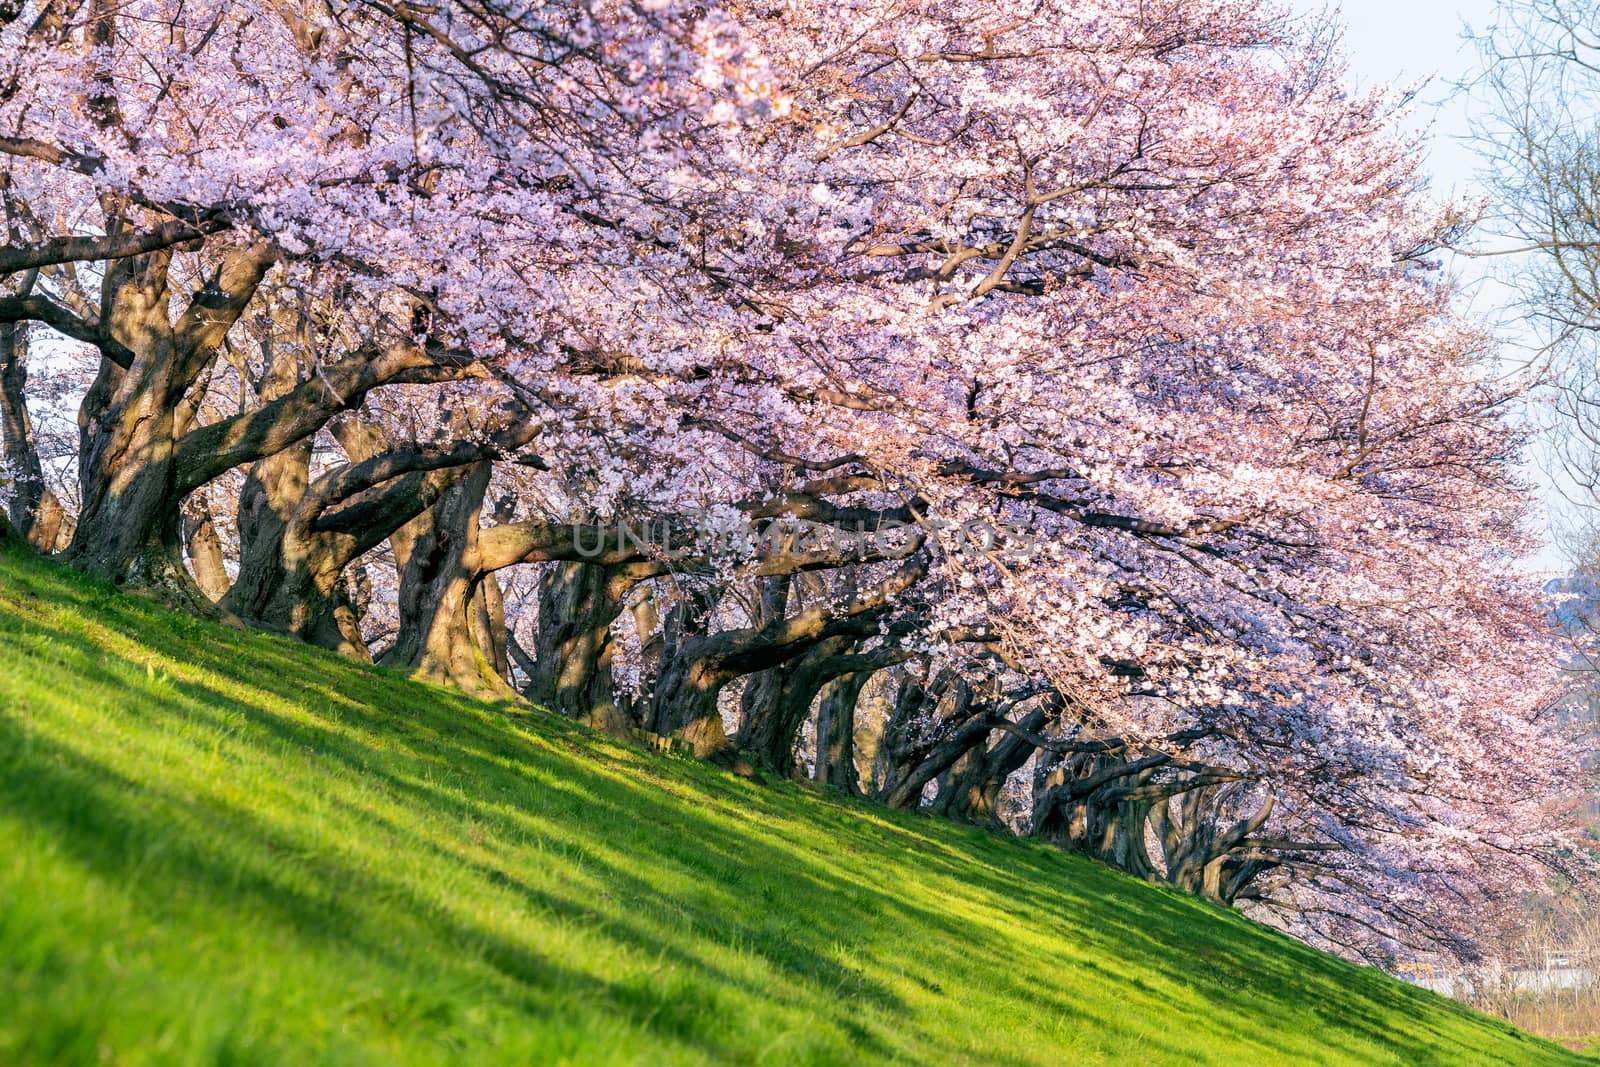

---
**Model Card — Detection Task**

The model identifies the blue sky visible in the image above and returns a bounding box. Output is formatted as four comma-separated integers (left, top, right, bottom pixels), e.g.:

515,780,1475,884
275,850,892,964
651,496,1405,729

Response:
1302,0,1510,296
1297,1,1572,566
1308,0,1497,190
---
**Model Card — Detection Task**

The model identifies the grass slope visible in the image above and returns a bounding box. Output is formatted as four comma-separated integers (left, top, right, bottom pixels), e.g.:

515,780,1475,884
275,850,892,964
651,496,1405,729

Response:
0,547,1582,1066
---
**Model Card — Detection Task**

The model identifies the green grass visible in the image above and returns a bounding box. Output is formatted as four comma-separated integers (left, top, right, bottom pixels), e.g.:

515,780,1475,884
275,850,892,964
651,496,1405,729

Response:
0,546,1584,1066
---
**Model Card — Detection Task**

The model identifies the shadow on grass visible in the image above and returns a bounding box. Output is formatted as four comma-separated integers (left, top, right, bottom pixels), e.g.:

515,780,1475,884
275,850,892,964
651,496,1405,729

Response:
0,548,1582,1066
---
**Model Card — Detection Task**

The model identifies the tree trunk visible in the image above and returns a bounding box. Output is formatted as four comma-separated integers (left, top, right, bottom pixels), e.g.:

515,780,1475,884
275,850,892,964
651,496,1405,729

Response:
925,704,1048,828
647,646,731,758
650,556,926,761
645,584,729,756
74,370,198,602
1152,785,1275,905
873,672,1000,809
881,710,995,809
730,575,825,773
527,560,633,734
381,461,515,699
220,439,367,650
734,634,854,775
733,576,793,738
68,253,194,594
70,243,274,602
216,346,365,651
474,570,510,680
0,310,65,551
813,669,869,795
182,498,232,602
223,406,520,658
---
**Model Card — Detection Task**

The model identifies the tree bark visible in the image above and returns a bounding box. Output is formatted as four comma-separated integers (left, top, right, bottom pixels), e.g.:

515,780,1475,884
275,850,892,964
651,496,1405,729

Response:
644,582,727,755
182,497,231,601
650,555,927,759
66,241,274,588
0,304,65,550
1153,785,1276,905
225,448,471,654
925,703,1051,828
69,251,188,589
223,437,335,637
1032,752,1161,879
733,633,856,775
732,575,795,754
380,461,515,698
880,698,998,809
474,570,510,680
872,670,999,809
526,560,634,734
813,669,870,795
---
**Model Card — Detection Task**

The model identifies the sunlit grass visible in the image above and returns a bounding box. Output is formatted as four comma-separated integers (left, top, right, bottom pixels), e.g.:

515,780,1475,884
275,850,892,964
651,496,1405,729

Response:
0,546,1585,1064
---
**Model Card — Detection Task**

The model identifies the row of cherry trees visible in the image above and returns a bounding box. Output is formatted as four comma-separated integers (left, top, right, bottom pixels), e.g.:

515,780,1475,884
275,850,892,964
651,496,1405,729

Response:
0,0,1590,963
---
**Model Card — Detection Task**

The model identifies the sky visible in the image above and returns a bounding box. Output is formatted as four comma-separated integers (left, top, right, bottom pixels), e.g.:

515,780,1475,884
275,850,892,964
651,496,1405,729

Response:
1306,0,1500,194
1296,0,1574,569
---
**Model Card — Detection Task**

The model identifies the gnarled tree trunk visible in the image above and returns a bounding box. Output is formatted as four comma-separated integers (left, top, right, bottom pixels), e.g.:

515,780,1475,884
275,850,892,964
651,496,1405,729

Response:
1153,785,1277,905
0,305,65,551
181,498,231,602
651,554,927,759
925,703,1051,829
813,669,870,795
381,461,515,699
733,633,857,775
70,252,192,591
70,243,274,602
221,437,358,647
645,582,728,755
879,696,998,810
1032,752,1161,880
526,560,633,733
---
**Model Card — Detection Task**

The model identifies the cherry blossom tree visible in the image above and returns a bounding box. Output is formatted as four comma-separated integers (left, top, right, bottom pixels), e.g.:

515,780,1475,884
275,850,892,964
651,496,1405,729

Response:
0,0,775,595
0,0,1588,963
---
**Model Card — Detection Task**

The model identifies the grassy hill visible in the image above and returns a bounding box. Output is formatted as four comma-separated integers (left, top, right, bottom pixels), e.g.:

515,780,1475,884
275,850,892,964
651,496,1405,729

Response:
0,546,1584,1066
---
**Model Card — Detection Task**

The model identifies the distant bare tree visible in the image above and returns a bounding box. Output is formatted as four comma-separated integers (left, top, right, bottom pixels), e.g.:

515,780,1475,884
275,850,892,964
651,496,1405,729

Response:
1481,0,1600,557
